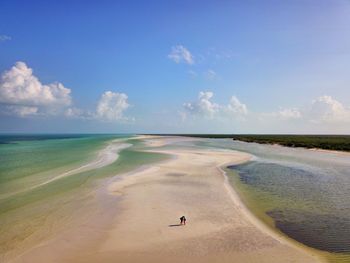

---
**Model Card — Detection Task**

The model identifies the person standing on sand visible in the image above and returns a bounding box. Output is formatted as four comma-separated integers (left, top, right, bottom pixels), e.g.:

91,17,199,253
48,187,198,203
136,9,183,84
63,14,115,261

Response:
180,216,186,225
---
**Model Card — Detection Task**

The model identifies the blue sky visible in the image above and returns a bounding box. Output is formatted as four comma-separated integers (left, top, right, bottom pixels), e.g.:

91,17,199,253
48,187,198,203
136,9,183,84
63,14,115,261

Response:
1,0,350,133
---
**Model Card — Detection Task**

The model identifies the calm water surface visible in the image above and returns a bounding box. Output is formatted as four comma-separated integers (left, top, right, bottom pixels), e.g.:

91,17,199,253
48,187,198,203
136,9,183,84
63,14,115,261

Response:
198,139,350,262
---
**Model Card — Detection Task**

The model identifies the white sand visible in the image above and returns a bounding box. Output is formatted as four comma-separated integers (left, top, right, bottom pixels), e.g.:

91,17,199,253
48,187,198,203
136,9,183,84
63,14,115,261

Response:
11,136,324,263
40,142,131,184
76,136,323,263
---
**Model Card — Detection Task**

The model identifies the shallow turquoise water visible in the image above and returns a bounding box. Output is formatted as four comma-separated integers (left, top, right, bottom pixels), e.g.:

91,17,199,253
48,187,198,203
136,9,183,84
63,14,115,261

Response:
0,134,168,260
0,134,118,197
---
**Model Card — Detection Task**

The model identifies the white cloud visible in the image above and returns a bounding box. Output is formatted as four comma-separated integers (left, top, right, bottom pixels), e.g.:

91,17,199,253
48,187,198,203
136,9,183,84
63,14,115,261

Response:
0,35,11,42
260,95,350,125
184,91,219,118
183,91,248,120
64,107,94,119
0,62,133,122
309,95,350,123
278,108,301,120
168,45,194,64
263,108,302,120
0,62,71,117
181,92,350,133
4,105,38,117
65,91,131,122
227,96,248,116
204,69,217,80
96,91,130,121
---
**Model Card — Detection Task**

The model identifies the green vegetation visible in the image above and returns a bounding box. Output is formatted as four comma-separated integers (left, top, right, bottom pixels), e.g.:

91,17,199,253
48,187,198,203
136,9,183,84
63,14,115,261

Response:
229,135,350,152
147,134,350,152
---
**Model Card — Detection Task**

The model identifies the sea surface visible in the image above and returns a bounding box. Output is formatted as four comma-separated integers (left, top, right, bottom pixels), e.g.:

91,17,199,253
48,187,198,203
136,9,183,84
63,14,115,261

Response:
0,134,167,261
198,139,350,263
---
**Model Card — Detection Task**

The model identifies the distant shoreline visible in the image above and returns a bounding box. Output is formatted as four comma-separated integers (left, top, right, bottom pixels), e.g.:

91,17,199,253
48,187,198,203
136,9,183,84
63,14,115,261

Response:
143,134,350,153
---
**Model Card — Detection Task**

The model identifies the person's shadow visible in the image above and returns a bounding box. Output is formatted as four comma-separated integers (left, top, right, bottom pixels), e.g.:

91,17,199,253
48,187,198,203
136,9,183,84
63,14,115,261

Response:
168,224,182,227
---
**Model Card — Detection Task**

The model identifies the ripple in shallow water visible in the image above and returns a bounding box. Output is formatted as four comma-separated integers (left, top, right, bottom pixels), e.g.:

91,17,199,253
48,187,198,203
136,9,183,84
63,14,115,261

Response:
228,161,350,254
267,209,350,253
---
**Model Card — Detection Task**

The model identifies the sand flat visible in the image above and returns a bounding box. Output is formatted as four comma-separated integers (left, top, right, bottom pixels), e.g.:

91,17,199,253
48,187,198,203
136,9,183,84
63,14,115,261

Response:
11,136,323,263
76,136,322,263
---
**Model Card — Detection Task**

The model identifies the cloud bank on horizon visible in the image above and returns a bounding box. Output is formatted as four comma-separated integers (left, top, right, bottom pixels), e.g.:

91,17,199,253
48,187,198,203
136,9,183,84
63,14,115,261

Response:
182,90,350,126
1,60,349,133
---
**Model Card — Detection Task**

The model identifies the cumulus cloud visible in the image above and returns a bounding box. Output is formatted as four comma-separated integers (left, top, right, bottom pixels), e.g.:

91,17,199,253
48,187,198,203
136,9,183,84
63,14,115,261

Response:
183,91,248,120
184,91,219,118
65,91,131,122
0,35,11,42
0,62,71,116
168,45,194,64
181,92,350,132
96,91,130,121
0,62,133,122
227,96,248,116
261,95,350,125
309,95,350,123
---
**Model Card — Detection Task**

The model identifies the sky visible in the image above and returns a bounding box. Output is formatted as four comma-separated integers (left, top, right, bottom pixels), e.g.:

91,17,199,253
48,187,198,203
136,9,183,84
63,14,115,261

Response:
1,0,350,134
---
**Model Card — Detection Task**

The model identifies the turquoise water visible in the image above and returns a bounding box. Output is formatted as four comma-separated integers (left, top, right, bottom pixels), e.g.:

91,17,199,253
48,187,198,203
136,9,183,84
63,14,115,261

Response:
0,134,167,261
0,135,115,198
197,139,350,262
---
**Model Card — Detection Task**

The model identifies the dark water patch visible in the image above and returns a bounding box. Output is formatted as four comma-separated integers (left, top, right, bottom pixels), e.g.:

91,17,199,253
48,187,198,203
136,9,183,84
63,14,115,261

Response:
228,160,350,255
228,161,327,205
267,209,350,253
201,139,350,261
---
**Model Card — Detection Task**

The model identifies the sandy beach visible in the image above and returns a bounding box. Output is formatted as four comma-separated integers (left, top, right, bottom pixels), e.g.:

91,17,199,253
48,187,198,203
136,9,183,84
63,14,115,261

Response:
10,136,324,263
75,136,322,263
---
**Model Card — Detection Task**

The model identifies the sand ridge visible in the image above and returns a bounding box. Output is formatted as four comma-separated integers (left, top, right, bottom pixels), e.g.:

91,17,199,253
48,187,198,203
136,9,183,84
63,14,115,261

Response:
77,136,322,263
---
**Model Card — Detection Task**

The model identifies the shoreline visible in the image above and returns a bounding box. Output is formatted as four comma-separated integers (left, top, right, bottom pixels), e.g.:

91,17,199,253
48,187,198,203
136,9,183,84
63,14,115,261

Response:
141,134,350,154
146,136,326,262
219,164,326,263
232,139,350,156
9,135,325,263
88,136,321,262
